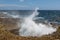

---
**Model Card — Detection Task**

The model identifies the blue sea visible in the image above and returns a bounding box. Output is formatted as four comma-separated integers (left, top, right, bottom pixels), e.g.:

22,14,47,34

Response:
38,10,60,23
0,10,60,24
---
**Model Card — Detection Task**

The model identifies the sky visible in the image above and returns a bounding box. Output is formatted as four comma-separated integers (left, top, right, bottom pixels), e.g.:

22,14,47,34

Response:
0,0,60,10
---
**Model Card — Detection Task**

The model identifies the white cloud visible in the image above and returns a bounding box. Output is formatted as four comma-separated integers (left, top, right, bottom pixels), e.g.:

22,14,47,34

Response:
19,0,24,2
0,4,27,7
0,4,29,10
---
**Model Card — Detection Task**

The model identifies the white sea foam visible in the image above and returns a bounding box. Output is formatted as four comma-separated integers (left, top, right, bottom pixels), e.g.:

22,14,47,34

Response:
18,8,57,37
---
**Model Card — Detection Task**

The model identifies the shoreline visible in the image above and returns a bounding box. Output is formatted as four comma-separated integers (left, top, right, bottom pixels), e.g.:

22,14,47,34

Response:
0,18,60,40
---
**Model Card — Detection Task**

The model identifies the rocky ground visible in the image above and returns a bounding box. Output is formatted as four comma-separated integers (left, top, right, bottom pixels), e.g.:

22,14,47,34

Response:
0,18,60,40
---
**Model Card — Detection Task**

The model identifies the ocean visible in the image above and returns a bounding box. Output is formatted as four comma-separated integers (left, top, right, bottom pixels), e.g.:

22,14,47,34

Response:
38,10,60,24
0,10,60,24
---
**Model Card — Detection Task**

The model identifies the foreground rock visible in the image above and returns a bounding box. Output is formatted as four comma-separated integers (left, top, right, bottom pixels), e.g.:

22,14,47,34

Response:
0,18,60,40
0,23,60,40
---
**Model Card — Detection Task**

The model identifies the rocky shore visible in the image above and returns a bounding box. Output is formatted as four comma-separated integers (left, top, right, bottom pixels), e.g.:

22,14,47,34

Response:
0,18,60,40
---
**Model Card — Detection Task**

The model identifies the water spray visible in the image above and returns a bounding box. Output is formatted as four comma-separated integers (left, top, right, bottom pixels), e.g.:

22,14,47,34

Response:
19,8,57,37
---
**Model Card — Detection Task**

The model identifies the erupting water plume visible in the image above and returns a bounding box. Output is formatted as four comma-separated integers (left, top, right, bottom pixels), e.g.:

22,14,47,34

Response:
18,8,57,37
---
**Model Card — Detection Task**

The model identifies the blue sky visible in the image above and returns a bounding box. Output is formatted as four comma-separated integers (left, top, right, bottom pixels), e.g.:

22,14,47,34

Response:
0,0,60,10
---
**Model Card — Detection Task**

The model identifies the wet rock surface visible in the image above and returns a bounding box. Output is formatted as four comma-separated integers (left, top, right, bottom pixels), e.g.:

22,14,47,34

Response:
0,18,60,40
